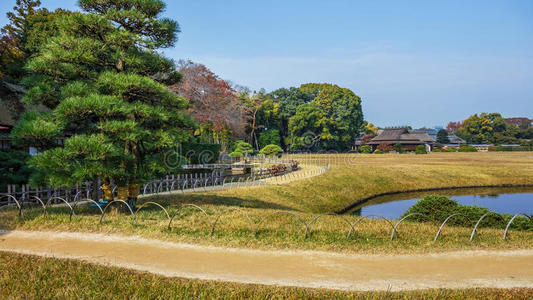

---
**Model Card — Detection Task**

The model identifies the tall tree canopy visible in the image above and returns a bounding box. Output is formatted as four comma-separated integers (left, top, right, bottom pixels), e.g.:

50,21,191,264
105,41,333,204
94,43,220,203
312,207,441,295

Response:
436,129,450,144
170,60,246,149
257,87,314,149
12,0,195,202
253,83,364,152
454,112,521,144
274,84,363,151
0,0,42,79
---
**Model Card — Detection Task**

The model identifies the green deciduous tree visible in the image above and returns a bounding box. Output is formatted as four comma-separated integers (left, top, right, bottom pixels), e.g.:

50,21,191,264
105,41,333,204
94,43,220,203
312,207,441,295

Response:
288,102,330,151
258,129,281,149
12,0,195,205
456,113,506,144
288,83,364,151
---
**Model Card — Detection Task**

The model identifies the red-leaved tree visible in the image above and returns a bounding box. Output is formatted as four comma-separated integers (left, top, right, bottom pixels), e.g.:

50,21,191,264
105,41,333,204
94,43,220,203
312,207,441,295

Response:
170,60,247,145
359,133,375,145
446,121,464,133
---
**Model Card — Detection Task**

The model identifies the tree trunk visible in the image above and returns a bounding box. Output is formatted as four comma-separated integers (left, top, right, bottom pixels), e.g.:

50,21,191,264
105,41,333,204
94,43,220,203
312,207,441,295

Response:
101,179,117,213
127,184,139,210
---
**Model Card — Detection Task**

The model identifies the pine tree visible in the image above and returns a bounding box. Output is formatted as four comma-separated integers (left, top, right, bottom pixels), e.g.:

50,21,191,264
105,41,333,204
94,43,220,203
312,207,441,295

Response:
12,0,195,205
436,129,450,144
0,0,42,79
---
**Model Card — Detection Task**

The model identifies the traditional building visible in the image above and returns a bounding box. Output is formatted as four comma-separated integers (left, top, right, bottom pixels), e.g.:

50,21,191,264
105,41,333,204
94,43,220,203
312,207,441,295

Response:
366,127,434,152
504,117,532,129
0,80,50,153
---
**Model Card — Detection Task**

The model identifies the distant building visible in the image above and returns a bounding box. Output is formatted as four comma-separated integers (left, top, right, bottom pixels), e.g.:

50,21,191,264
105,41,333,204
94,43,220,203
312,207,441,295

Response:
0,125,11,149
414,128,466,145
414,128,438,141
447,133,466,144
367,127,434,152
470,144,492,152
504,117,532,128
0,80,51,154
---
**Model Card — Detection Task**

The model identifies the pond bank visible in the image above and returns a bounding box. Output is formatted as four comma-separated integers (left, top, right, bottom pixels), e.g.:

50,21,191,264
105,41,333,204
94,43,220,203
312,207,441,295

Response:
336,184,533,214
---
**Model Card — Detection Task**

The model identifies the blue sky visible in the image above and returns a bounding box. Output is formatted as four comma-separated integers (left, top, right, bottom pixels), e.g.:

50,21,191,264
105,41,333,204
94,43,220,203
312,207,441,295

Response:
1,0,532,128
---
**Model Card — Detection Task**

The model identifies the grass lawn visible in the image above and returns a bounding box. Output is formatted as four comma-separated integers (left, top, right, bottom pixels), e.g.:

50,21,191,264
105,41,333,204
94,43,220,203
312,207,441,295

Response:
0,152,532,254
205,152,533,213
1,152,532,298
1,251,532,299
1,200,531,254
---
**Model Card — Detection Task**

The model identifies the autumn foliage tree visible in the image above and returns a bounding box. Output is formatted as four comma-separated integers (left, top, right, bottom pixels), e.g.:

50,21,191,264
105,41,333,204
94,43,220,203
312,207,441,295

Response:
446,121,464,133
171,60,246,149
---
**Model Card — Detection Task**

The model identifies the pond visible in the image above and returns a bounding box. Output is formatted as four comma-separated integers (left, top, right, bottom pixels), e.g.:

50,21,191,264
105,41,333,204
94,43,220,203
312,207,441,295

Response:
348,186,533,220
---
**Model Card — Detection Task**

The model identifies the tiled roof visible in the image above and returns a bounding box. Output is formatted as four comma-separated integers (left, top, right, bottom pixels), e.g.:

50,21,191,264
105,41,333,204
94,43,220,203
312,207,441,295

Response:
368,127,435,145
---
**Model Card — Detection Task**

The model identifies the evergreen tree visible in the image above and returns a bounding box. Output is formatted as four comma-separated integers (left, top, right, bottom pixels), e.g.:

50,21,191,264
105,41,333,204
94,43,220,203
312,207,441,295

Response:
0,0,42,79
12,0,195,205
436,129,450,144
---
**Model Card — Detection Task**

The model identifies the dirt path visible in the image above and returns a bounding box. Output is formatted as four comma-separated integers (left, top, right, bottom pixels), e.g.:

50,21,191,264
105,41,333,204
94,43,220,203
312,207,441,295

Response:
139,164,326,197
1,230,532,291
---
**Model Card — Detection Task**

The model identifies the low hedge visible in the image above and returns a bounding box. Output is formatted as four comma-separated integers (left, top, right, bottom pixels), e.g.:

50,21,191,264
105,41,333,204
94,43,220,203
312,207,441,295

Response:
458,145,478,152
402,195,532,231
493,146,533,152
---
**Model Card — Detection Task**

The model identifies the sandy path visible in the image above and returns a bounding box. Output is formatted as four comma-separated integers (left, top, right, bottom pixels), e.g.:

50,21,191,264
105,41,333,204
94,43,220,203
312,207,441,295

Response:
1,230,532,291
140,164,326,197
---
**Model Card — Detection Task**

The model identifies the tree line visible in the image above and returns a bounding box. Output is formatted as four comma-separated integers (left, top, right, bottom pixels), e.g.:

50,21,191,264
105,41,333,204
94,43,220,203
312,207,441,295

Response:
447,113,532,145
0,0,366,197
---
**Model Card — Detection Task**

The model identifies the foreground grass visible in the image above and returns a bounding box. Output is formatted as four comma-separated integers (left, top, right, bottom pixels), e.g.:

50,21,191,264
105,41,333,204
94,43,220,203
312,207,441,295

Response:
0,153,531,254
197,152,533,212
1,251,531,299
1,202,531,254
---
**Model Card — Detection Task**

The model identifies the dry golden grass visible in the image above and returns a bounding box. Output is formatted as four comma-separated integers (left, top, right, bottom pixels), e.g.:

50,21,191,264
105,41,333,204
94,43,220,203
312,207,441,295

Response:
2,251,532,299
0,152,531,254
199,152,533,213
2,202,531,255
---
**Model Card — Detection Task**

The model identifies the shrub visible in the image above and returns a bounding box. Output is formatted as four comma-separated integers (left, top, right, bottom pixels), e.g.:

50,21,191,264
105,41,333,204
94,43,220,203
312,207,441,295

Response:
488,145,497,152
373,149,384,154
415,145,427,154
393,143,402,153
432,147,442,152
446,146,457,152
259,144,283,157
228,151,243,158
402,195,533,230
377,142,393,152
360,145,372,153
232,140,254,155
458,144,478,152
494,145,533,152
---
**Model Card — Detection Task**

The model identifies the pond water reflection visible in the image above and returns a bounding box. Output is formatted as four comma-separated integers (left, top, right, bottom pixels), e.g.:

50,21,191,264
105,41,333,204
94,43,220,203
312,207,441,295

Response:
349,187,533,219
